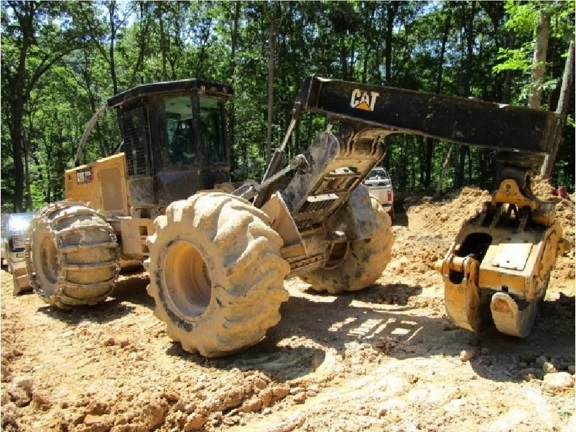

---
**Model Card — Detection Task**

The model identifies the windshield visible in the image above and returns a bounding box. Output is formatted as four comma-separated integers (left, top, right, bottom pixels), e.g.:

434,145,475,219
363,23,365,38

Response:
164,95,227,165
7,213,35,232
200,97,227,164
165,96,195,165
367,168,389,180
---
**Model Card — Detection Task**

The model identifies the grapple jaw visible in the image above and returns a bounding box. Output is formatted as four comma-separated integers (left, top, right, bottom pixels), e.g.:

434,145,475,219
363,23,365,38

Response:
436,172,565,338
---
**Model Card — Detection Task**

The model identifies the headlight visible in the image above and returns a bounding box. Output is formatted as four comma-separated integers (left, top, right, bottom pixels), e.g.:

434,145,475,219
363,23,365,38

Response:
12,235,25,250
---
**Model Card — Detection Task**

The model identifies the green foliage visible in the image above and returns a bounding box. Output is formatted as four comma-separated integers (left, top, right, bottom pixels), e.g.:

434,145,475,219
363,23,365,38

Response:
493,43,533,73
492,0,574,106
1,0,574,213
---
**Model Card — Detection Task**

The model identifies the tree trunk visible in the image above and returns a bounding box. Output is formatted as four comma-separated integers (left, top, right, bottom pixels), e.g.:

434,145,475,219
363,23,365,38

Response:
9,3,36,212
384,3,396,84
361,4,376,83
129,2,152,87
455,1,475,188
228,2,241,180
541,40,574,177
381,3,397,170
436,145,453,196
266,1,278,164
528,10,550,110
23,132,32,210
158,3,167,82
424,9,451,189
108,1,119,94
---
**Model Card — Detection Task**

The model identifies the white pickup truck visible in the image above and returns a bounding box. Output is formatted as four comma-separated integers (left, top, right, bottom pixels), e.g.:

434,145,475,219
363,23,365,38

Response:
363,167,394,220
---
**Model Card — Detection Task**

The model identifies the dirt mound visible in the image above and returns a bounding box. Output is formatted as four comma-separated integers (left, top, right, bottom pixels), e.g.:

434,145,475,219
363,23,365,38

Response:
530,175,575,285
404,187,492,237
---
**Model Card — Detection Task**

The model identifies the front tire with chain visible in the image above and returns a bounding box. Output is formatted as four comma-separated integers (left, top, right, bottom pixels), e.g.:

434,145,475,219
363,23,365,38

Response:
301,196,394,294
26,202,120,308
146,192,290,358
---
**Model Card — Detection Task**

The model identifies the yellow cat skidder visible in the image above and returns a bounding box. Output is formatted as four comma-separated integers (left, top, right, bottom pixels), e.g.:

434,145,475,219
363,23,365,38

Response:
23,76,565,356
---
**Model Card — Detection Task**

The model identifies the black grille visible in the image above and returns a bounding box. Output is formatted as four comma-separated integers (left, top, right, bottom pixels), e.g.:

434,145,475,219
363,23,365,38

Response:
121,107,149,176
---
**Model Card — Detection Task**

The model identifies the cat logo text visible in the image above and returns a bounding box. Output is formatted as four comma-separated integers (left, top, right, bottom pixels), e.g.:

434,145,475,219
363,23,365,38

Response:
350,89,380,111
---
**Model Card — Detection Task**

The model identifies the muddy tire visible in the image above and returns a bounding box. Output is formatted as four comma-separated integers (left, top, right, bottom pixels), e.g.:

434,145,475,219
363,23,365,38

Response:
26,202,120,308
301,196,394,294
146,192,290,357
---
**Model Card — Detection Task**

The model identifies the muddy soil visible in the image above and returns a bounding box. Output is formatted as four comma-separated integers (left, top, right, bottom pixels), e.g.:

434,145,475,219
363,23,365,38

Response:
2,187,574,432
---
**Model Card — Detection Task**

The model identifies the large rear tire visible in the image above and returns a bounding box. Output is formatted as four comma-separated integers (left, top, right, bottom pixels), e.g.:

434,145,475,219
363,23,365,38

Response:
26,202,119,308
301,196,394,294
146,192,290,357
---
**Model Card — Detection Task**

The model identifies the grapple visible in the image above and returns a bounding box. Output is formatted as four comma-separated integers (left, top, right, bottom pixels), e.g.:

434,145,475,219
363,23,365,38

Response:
436,168,565,337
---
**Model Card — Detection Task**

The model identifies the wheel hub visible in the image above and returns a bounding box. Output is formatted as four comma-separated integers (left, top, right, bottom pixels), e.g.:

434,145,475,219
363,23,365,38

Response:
164,241,212,320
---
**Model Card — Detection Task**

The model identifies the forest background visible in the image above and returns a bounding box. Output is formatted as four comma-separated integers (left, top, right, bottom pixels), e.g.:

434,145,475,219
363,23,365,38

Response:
1,0,574,213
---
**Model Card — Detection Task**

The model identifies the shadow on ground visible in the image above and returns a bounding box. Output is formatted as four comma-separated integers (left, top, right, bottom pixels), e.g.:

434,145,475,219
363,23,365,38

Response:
208,285,574,383
36,269,153,324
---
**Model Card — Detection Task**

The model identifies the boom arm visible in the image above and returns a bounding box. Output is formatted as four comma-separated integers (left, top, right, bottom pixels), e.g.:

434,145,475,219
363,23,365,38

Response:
292,75,560,162
250,75,562,237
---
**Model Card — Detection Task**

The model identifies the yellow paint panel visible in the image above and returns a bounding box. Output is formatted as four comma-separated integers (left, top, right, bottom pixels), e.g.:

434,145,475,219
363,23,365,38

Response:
65,153,129,217
490,242,533,271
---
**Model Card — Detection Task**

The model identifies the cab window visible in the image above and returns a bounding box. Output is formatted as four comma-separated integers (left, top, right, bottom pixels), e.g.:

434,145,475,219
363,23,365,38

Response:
164,96,196,165
199,97,227,163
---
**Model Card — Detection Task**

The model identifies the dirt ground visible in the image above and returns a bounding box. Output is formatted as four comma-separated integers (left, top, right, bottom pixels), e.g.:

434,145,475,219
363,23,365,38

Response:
2,187,574,432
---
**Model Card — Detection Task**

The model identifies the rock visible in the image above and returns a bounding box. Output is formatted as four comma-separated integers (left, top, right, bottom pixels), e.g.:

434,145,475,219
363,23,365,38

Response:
293,392,307,404
8,376,33,407
222,415,240,426
289,386,301,395
518,368,543,381
87,401,110,415
543,372,574,391
272,385,290,401
102,337,116,346
460,350,476,362
14,376,33,393
142,401,168,429
542,361,557,374
308,384,320,393
32,392,52,410
184,413,205,431
184,403,196,414
239,397,262,413
84,414,113,430
252,376,268,390
260,388,274,408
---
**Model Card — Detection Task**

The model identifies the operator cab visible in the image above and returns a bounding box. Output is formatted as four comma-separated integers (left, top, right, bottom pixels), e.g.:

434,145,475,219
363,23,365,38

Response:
107,79,233,211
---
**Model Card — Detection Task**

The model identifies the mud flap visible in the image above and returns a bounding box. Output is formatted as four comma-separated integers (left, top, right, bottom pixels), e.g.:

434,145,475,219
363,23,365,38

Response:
12,261,32,295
